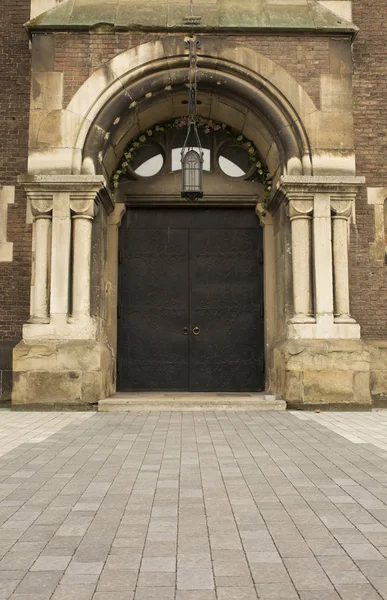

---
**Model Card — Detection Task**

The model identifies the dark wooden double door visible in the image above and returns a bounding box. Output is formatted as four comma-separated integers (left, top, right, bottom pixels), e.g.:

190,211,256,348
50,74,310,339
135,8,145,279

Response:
117,208,264,392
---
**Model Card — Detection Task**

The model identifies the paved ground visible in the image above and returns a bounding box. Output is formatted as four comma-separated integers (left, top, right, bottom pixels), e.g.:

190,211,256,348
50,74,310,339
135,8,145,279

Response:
0,410,387,600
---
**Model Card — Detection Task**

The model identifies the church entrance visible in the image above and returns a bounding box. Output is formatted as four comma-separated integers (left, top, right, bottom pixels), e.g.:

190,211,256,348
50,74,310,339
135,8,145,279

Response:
117,207,264,392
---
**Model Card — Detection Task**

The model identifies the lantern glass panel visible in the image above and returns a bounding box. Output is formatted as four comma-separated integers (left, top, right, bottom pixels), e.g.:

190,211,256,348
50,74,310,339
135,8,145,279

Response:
182,150,203,195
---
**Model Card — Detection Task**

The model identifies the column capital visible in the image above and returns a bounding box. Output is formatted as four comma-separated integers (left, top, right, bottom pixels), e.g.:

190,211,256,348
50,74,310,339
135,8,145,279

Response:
30,196,53,217
331,199,353,219
287,199,313,220
270,175,365,213
70,193,97,219
108,203,126,227
255,203,273,227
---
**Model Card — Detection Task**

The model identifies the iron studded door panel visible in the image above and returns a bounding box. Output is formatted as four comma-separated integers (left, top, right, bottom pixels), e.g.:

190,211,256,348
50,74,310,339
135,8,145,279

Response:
118,224,189,391
117,208,264,392
190,227,264,392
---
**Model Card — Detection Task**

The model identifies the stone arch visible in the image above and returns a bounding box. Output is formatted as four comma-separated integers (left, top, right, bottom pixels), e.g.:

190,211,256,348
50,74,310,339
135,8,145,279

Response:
30,37,320,181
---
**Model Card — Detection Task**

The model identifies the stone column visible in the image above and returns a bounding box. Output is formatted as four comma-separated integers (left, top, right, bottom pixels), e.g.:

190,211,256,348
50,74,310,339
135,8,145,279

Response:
331,200,355,323
30,197,53,323
288,199,315,323
70,195,96,321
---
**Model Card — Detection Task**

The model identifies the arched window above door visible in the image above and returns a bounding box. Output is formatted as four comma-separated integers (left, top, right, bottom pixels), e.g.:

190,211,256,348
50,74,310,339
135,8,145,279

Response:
111,118,269,189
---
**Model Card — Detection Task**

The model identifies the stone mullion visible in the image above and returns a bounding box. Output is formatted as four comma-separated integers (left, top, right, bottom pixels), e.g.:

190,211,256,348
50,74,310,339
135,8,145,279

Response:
313,193,334,333
50,192,72,326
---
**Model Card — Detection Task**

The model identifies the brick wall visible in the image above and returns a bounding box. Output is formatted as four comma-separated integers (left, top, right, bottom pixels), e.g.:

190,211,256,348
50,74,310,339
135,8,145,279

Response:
350,0,387,338
0,0,31,343
50,32,328,107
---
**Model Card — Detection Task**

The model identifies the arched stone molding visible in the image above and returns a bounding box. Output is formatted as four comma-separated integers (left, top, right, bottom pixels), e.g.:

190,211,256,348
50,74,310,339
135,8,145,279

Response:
106,202,126,386
28,37,330,181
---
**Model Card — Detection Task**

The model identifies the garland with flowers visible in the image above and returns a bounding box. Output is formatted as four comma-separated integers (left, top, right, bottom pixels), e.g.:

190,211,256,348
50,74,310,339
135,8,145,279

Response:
111,117,272,200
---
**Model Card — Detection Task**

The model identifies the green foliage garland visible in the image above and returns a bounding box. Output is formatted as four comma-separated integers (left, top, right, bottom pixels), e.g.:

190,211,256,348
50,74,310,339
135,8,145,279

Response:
111,117,272,199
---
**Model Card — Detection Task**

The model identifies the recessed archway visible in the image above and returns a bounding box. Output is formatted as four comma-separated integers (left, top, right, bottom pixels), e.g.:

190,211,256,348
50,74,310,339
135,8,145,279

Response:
30,37,322,183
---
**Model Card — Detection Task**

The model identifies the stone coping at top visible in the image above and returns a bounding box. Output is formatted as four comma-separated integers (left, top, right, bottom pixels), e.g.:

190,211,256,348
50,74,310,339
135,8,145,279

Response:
26,0,358,34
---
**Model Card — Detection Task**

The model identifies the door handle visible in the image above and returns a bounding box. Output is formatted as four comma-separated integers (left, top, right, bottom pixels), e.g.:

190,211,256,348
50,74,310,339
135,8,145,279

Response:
192,326,200,336
183,327,189,335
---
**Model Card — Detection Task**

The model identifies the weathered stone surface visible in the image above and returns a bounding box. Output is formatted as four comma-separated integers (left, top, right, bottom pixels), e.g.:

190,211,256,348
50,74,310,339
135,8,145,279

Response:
27,0,357,33
12,370,83,405
12,340,114,406
270,339,373,408
0,342,16,401
367,341,387,406
303,370,355,405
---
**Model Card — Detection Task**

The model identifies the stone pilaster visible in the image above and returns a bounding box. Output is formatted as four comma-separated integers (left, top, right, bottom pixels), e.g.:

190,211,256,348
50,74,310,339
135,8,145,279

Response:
14,175,115,408
271,176,364,340
267,175,370,409
256,203,277,390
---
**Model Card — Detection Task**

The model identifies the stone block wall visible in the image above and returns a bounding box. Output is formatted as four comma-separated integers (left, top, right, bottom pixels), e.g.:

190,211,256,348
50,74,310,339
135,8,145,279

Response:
0,0,32,397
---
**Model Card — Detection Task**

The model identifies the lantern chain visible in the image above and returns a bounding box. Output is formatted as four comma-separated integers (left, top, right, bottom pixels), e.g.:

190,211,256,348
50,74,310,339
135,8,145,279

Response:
180,34,204,201
182,36,203,157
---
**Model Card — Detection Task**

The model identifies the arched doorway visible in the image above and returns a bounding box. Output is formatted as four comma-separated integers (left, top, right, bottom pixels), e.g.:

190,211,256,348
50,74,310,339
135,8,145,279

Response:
14,35,367,409
116,120,265,392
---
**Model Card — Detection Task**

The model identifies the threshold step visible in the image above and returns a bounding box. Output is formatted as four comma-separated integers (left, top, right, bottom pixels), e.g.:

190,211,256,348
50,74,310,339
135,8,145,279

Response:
98,392,286,412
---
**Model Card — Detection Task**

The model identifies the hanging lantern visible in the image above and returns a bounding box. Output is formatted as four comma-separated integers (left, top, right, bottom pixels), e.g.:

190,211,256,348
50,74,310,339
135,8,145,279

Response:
180,35,204,201
181,149,203,201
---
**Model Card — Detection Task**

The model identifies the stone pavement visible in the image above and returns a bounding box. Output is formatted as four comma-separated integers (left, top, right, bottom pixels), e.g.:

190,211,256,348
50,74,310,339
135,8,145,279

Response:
0,410,387,600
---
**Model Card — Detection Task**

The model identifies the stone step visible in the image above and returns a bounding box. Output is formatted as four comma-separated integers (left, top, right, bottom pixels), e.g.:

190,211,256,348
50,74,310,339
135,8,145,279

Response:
98,393,286,412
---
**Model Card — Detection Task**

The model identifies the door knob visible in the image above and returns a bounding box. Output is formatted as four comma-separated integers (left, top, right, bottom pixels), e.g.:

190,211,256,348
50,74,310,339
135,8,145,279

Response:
182,327,189,335
192,326,200,336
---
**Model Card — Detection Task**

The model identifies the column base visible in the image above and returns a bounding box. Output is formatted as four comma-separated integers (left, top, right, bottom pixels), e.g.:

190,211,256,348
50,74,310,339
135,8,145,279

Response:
334,315,357,324
12,339,114,409
268,339,372,410
23,318,97,340
290,315,316,324
287,321,360,340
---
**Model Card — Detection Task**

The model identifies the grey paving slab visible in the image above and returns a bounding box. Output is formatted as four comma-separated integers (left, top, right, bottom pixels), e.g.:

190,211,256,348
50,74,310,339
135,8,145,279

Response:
175,593,216,600
0,410,387,600
137,572,175,587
